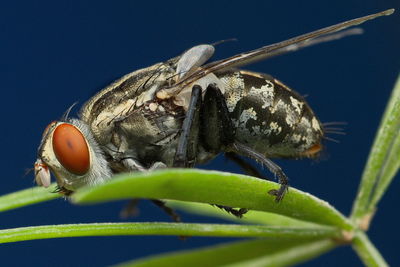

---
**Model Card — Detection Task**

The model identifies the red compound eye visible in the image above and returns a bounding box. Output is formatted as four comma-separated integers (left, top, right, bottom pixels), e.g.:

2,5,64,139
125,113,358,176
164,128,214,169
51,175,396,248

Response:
52,123,90,175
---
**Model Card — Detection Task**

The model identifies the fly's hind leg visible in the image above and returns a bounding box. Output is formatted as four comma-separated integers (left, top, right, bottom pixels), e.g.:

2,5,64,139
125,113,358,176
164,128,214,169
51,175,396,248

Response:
232,142,289,202
201,84,289,202
225,152,268,180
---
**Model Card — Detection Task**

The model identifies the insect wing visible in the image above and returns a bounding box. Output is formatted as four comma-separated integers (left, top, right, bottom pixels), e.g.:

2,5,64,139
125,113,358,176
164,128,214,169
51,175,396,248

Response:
174,9,393,90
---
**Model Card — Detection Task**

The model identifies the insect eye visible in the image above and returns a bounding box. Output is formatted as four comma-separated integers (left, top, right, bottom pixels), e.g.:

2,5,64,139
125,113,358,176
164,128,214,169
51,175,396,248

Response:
52,123,90,175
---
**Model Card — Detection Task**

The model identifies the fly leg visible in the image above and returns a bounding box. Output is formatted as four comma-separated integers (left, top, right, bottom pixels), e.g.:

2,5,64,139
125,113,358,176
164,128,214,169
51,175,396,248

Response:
224,152,274,212
120,199,140,218
119,158,173,219
151,199,181,223
200,84,236,152
232,142,289,202
213,204,248,218
146,85,202,223
173,85,202,167
201,84,289,202
119,158,180,221
152,199,187,240
225,152,268,180
200,84,248,216
172,84,247,218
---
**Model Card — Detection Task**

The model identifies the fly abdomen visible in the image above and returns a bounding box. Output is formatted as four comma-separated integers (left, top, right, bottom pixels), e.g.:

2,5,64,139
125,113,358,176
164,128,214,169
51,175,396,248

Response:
219,70,323,159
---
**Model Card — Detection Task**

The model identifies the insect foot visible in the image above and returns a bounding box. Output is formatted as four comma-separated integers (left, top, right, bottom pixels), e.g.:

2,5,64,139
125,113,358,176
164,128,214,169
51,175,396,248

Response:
215,205,249,218
267,169,289,202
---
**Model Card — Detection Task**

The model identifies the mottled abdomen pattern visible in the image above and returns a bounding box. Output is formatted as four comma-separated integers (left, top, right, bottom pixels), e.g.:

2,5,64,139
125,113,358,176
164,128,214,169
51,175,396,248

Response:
218,70,324,158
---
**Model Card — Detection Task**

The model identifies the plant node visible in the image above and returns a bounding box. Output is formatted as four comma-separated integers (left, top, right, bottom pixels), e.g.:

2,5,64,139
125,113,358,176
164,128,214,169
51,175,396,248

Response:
333,230,355,245
358,210,376,231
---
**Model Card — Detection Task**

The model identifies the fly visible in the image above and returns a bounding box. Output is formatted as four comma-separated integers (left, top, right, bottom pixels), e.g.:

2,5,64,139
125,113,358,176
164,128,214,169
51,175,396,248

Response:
34,9,394,216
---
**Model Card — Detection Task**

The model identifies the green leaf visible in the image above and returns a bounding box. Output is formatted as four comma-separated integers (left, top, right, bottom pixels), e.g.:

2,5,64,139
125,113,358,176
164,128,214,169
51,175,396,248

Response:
352,231,389,267
351,74,400,224
72,169,353,229
0,222,339,244
168,200,320,228
0,183,60,212
114,238,336,267
223,239,336,267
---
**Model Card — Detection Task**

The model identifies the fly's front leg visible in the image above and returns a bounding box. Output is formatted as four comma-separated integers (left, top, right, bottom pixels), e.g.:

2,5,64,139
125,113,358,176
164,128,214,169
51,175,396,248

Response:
120,199,140,218
122,158,166,171
151,199,181,223
120,158,172,219
122,158,147,171
173,85,202,167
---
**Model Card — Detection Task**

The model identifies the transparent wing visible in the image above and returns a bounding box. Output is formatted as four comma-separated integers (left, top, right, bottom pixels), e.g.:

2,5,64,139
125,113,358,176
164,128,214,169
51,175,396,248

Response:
159,9,393,97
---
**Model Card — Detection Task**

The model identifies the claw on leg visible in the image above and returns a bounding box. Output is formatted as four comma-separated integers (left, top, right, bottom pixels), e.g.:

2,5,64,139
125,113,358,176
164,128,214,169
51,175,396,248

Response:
232,142,290,202
214,204,249,218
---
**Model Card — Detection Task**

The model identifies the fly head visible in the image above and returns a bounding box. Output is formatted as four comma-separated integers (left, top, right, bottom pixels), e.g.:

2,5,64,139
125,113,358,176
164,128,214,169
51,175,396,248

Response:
35,119,112,194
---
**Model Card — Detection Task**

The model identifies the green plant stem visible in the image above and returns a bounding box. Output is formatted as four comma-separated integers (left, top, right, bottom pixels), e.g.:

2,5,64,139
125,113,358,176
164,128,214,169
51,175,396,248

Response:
0,223,340,244
0,183,60,212
351,74,400,223
352,231,389,267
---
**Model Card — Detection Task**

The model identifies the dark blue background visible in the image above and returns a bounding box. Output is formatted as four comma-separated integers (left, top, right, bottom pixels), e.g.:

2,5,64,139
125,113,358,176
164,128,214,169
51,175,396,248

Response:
1,1,399,266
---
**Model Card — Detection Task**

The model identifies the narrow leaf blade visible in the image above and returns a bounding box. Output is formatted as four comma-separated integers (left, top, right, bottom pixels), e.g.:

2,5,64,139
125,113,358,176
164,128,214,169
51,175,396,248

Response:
0,183,60,212
223,239,336,267
114,238,336,267
73,169,352,229
168,200,320,228
351,74,400,222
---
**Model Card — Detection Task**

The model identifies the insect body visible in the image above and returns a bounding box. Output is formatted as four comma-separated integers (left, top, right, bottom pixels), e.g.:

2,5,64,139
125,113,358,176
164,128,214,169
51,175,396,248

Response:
35,10,393,204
